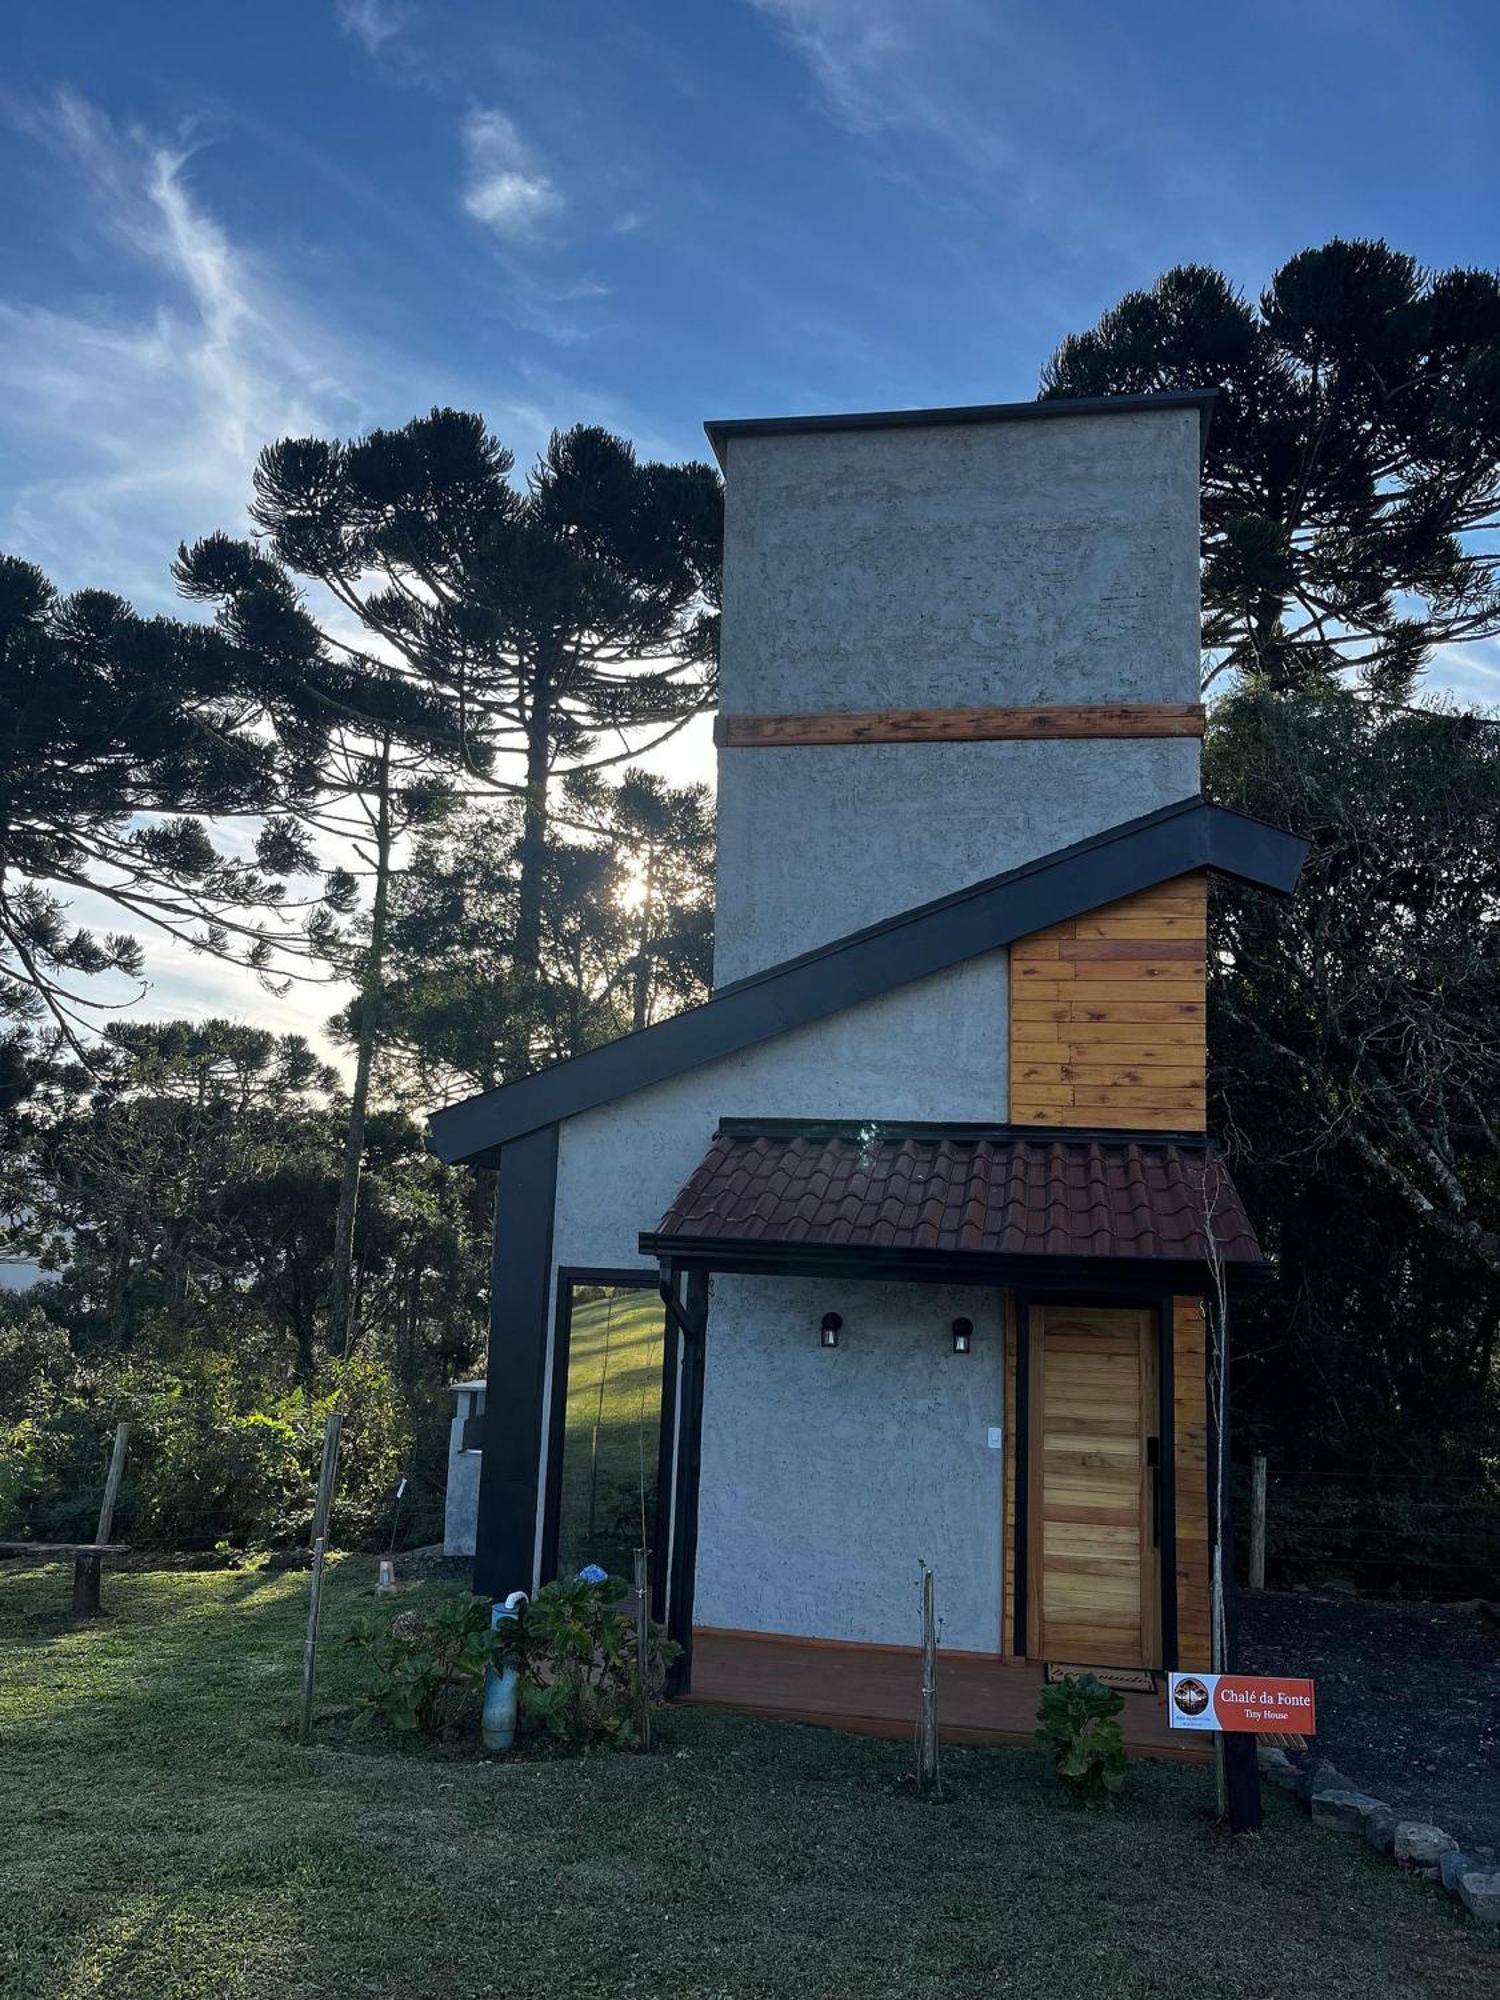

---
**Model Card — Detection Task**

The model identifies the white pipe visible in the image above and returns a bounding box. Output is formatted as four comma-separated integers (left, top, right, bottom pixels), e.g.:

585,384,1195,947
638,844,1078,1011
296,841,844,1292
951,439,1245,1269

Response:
481,1591,528,1751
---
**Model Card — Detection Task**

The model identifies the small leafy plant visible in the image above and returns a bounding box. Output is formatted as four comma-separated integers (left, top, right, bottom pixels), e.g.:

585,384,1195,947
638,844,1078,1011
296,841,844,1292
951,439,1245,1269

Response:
1035,1673,1129,1804
348,1591,504,1739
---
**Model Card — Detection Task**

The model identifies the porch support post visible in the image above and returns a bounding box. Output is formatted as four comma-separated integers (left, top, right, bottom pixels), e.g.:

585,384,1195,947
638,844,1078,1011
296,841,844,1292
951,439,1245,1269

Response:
1207,1289,1261,1834
650,1285,681,1627
1011,1295,1032,1657
473,1122,559,1599
663,1261,709,1696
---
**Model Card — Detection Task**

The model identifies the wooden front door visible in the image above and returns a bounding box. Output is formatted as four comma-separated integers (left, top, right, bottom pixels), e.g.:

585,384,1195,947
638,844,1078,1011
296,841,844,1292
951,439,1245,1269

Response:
1030,1305,1160,1668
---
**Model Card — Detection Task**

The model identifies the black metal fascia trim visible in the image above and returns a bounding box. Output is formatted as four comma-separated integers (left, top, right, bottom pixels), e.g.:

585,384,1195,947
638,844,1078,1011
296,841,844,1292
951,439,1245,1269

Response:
635,1236,1274,1292
428,797,1307,1165
703,389,1219,469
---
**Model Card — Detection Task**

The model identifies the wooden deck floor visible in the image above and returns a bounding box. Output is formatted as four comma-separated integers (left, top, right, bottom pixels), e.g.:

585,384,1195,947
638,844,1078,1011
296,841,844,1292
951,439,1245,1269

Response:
685,1627,1211,1763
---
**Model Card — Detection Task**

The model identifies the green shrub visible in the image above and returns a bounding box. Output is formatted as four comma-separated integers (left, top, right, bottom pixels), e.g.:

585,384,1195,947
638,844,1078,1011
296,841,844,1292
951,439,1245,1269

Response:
348,1574,679,1754
515,1570,678,1752
1035,1674,1129,1805
348,1592,503,1738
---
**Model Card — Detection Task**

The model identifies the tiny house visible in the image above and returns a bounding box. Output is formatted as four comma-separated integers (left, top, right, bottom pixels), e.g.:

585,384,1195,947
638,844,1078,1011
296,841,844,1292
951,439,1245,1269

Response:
430,391,1306,1754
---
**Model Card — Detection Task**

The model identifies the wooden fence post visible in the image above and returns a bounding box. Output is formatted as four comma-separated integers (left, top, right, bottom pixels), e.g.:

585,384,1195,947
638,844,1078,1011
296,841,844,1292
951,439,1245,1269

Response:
72,1421,132,1618
632,1546,652,1754
299,1412,343,1744
1249,1454,1267,1592
96,1423,130,1545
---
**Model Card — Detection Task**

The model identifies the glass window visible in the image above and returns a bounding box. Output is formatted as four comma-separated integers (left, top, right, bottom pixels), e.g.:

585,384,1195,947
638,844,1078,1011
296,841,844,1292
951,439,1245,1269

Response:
553,1281,668,1584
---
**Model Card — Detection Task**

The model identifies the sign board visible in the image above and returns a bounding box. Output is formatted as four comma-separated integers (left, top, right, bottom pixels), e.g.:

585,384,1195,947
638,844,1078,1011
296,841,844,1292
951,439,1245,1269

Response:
1167,1673,1316,1735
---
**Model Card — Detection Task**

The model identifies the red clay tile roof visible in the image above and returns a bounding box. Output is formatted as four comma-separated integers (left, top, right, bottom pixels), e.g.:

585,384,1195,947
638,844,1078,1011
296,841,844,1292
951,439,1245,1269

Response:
646,1127,1265,1269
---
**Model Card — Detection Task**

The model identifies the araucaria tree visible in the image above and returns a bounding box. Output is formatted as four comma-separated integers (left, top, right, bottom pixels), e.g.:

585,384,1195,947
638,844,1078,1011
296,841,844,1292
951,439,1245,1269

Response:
243,409,721,971
360,769,715,1101
1043,240,1500,695
176,409,721,1347
0,555,348,1050
172,536,461,1355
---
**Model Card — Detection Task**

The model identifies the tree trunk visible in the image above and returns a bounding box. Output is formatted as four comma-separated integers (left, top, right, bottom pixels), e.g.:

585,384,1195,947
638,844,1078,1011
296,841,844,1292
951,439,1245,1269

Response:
631,846,656,1034
512,705,553,978
329,734,393,1359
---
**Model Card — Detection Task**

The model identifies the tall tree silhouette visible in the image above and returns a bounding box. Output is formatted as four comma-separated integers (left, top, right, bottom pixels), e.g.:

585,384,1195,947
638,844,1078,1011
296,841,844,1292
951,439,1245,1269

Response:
1044,240,1500,696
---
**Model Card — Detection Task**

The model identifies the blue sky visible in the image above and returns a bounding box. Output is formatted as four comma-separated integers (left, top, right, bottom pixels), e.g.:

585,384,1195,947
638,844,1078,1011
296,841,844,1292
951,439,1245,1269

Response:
2,0,1498,1047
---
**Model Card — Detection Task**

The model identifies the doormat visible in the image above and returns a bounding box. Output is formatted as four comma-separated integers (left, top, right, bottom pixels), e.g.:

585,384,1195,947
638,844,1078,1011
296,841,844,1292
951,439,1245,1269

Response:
1045,1662,1157,1693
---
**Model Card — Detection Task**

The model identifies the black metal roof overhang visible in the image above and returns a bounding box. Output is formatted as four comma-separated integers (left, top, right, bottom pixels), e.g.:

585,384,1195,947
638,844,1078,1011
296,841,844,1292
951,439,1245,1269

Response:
427,796,1308,1169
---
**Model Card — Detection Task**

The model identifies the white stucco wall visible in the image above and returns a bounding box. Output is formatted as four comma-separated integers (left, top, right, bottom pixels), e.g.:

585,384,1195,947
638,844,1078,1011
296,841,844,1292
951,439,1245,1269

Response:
694,1277,1004,1651
712,407,1203,984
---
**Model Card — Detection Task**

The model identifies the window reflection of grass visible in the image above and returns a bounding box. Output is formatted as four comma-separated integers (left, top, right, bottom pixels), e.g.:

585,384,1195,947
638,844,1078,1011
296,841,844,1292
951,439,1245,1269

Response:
556,1288,665,1582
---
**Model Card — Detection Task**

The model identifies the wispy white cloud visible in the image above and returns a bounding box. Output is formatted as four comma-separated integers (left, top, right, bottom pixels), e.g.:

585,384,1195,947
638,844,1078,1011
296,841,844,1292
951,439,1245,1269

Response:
0,92,383,602
334,0,408,56
744,0,1245,278
460,107,564,241
747,0,922,138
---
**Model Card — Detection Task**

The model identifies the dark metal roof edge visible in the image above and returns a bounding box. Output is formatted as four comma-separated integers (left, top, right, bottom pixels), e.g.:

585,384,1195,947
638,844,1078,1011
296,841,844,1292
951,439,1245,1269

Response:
427,795,1304,1165
635,1232,1273,1287
703,389,1218,469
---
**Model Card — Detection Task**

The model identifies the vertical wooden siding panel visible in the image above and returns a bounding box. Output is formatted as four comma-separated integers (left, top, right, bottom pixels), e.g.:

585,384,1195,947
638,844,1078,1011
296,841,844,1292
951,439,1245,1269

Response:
1009,873,1207,1130
1172,1295,1212,1667
1002,1292,1017,1654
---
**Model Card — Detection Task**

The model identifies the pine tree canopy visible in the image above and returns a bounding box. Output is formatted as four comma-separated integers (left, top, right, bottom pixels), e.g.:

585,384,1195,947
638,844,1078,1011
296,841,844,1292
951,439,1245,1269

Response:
1042,239,1500,697
0,554,356,1049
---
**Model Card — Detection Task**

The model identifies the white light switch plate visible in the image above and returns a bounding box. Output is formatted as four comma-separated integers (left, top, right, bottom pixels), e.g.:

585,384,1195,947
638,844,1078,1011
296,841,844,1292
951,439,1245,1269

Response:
986,1426,1002,1451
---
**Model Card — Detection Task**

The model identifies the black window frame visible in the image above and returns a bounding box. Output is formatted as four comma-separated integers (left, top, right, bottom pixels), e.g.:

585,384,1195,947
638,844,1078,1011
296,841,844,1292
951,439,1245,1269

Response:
539,1265,680,1610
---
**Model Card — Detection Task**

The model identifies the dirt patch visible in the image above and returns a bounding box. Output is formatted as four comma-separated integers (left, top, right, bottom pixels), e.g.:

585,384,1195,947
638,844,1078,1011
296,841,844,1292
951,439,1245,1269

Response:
1240,1589,1500,1852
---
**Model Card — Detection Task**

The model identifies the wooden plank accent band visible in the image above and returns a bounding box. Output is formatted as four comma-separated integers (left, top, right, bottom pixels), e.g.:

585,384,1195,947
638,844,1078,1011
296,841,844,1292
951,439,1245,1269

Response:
713,702,1206,748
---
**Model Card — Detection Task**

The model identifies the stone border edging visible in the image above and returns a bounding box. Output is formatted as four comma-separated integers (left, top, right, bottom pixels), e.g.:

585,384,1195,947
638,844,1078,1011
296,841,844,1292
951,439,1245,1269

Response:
1257,1748,1500,1922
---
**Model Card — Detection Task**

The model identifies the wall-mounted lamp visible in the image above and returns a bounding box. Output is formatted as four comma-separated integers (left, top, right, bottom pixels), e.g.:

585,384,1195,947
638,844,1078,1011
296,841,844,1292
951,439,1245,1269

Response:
951,1316,974,1355
820,1311,843,1349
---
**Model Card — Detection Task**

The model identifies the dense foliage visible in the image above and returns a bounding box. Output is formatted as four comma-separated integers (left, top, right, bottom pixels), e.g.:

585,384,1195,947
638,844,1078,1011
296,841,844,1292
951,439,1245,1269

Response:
0,1019,489,1550
1207,686,1500,1593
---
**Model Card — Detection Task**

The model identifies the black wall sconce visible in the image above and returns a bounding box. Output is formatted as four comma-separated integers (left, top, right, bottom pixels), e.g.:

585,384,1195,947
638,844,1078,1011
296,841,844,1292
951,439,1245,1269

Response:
820,1311,843,1349
951,1317,974,1355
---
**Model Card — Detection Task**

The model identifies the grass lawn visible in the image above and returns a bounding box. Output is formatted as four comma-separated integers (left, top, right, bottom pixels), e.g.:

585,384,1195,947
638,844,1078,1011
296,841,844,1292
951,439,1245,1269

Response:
1,1560,1495,2000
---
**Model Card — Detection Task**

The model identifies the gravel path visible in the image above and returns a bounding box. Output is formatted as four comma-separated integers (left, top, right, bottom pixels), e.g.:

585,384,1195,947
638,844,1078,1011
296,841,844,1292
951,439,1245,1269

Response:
1239,1590,1500,1852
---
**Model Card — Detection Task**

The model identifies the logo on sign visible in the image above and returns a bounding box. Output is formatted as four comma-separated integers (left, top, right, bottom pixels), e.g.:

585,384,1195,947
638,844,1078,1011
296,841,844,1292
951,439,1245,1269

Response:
1167,1673,1316,1734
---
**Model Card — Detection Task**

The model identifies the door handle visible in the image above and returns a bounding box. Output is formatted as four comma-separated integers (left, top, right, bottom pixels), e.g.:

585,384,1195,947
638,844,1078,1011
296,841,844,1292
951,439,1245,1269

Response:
1146,1435,1162,1549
